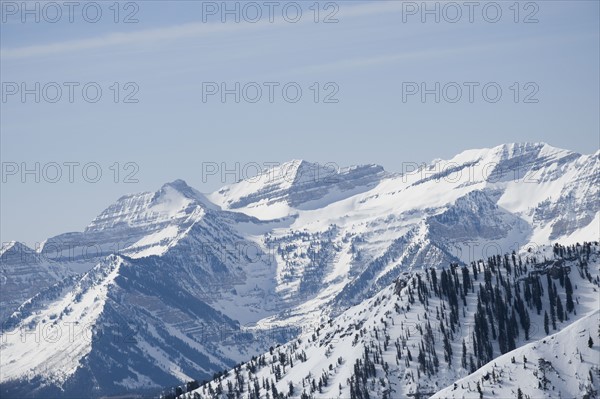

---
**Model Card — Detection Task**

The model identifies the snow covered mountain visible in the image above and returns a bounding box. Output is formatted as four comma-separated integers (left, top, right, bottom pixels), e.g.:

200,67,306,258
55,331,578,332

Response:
179,243,600,399
432,308,599,399
1,181,290,398
0,241,71,323
209,160,386,212
1,142,598,398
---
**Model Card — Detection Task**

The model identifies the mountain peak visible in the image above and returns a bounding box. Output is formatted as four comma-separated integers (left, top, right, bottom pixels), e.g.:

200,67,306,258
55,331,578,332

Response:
0,241,35,258
158,179,198,198
447,142,581,173
84,181,200,234
253,159,320,186
162,178,191,191
209,160,385,211
492,142,577,157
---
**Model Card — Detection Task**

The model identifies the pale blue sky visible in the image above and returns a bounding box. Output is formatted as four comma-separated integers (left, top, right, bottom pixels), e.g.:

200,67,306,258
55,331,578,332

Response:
1,0,599,244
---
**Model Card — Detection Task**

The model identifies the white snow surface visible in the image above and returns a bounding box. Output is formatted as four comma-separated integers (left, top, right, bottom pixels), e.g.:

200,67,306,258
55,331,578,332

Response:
184,244,600,399
1,142,599,396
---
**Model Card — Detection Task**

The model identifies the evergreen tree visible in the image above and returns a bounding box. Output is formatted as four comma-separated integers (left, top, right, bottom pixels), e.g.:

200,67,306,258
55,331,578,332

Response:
556,294,565,322
443,332,452,366
550,294,557,330
544,311,549,335
565,275,575,313
469,354,476,373
461,339,467,369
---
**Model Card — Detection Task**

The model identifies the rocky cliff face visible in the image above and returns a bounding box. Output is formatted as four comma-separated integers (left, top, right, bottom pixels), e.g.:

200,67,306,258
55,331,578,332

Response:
1,143,598,398
210,160,386,211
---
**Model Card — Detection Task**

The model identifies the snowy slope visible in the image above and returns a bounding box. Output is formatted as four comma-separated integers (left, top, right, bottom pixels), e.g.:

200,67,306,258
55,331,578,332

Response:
1,142,598,398
240,143,599,329
1,255,124,385
42,180,211,261
179,243,600,399
208,160,386,216
432,309,599,399
0,241,72,323
0,180,212,325
0,186,291,397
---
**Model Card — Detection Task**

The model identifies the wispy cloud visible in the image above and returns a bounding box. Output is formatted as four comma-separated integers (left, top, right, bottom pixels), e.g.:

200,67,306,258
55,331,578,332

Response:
286,33,594,75
1,2,404,59
1,22,249,59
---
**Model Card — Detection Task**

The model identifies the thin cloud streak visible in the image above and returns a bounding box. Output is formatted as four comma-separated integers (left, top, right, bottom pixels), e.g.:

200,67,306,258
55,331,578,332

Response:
1,22,250,59
286,33,595,75
1,2,404,59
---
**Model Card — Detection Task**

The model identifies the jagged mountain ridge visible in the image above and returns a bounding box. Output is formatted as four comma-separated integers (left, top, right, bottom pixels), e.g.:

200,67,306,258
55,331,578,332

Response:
181,243,600,399
1,186,289,397
208,160,386,211
1,142,598,398
0,242,71,323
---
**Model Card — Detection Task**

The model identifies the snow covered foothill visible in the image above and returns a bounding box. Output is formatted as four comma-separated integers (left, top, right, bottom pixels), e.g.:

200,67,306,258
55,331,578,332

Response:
433,309,600,399
180,243,600,399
